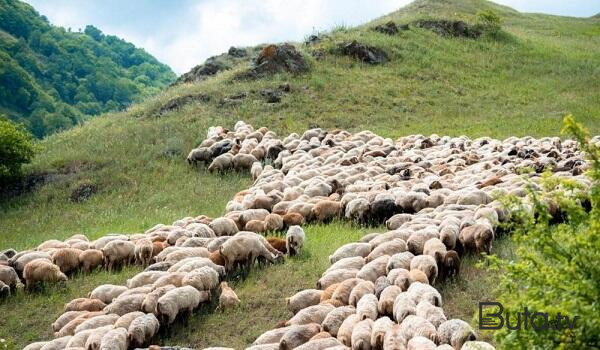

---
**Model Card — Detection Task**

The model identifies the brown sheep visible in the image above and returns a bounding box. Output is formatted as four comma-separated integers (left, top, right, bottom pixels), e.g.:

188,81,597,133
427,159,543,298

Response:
219,281,240,311
459,223,494,254
438,250,460,280
245,219,267,233
79,249,103,273
51,248,82,274
209,250,226,266
23,259,67,288
134,239,154,266
266,237,288,254
152,241,166,257
320,283,340,302
311,200,343,222
264,213,284,231
64,297,106,312
283,212,305,227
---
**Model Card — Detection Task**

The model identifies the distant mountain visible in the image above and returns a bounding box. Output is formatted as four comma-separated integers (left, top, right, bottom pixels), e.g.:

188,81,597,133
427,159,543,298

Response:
0,0,176,137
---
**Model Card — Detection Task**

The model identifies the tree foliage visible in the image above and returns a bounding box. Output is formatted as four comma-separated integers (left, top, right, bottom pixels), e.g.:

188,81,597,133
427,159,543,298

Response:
0,117,35,182
0,0,176,138
487,116,600,349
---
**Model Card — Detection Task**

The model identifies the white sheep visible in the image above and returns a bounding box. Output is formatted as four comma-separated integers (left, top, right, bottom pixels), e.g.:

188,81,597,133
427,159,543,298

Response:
127,313,160,347
157,285,209,324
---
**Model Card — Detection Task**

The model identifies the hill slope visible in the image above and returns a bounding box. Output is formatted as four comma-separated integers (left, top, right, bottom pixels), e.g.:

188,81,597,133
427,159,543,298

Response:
0,0,599,348
0,0,176,137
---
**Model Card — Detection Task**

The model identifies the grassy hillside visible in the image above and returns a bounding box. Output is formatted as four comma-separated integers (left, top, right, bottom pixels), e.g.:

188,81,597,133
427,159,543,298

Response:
0,0,598,348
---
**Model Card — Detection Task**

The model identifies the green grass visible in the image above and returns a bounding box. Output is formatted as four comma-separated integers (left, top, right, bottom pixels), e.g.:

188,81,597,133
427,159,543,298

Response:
0,0,599,348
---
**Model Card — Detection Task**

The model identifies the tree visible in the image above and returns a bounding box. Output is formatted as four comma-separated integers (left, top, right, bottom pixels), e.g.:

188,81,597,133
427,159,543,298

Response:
0,117,35,182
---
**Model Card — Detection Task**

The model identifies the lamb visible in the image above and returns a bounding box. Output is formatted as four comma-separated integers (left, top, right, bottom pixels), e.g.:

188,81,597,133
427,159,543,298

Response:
157,285,210,324
114,311,145,329
286,225,306,256
134,239,154,266
371,316,394,350
209,217,239,236
0,265,19,291
337,314,360,346
356,294,378,320
245,219,266,233
378,285,402,317
24,259,68,288
406,336,436,350
219,281,240,310
282,212,305,226
286,303,335,326
79,249,104,273
437,319,477,349
383,324,407,350
89,284,129,304
101,240,135,271
99,327,128,350
51,248,82,274
287,289,323,314
329,243,371,264
332,278,362,305
399,315,437,344
219,235,279,271
127,313,160,347
74,314,119,333
409,255,438,284
351,319,373,350
279,323,322,350
321,305,356,337
103,294,145,316
317,269,359,290
416,300,447,328
393,293,416,323
458,223,494,254
348,280,375,307
366,240,407,263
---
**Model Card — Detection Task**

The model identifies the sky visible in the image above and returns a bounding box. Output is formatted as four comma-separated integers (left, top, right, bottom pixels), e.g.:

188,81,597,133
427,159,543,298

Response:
24,0,600,75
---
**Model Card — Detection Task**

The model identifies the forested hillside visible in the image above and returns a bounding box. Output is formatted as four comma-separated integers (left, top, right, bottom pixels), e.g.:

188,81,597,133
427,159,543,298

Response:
0,0,176,137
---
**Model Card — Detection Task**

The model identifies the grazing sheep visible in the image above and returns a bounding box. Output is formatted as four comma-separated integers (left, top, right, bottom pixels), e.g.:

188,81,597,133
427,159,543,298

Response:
141,285,175,314
348,280,375,307
66,328,94,348
56,312,104,337
332,278,362,305
182,266,220,291
408,269,429,285
366,240,407,263
406,282,442,307
23,342,48,350
152,272,186,288
252,326,291,345
209,217,239,236
393,293,416,323
145,261,173,272
0,265,19,291
286,303,335,326
286,225,306,256
320,283,340,302
387,268,410,291
134,239,154,266
245,219,266,233
322,305,356,337
157,285,210,324
164,247,211,263
337,314,360,346
38,239,69,251
459,223,494,254
460,341,495,350
317,269,359,290
282,212,305,227
103,294,145,316
83,325,114,350
329,243,371,264
287,289,323,314
409,255,438,284
264,213,284,232
79,249,104,273
378,285,402,317
406,336,436,350
126,271,169,288
356,255,389,283
114,311,145,329
51,248,82,274
102,240,135,271
416,300,447,328
293,337,343,350
351,318,373,350
14,252,52,276
218,281,240,310
279,323,322,350
89,284,128,304
169,257,225,277
437,319,477,349
356,294,378,320
219,235,279,271
383,324,406,350
374,276,391,298
386,214,413,230
266,237,288,254
371,316,394,350
53,311,88,332
399,315,437,344
386,252,414,273
251,161,263,180
439,250,460,280
99,327,128,350
24,259,68,288
74,314,119,333
127,313,160,348
326,256,366,275
312,200,343,222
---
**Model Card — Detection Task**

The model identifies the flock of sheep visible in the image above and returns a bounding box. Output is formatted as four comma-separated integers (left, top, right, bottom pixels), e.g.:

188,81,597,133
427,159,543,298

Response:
4,120,594,350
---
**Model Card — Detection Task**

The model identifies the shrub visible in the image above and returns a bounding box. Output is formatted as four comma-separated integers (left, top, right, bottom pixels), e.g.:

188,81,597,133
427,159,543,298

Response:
487,116,600,349
0,118,36,182
476,10,502,36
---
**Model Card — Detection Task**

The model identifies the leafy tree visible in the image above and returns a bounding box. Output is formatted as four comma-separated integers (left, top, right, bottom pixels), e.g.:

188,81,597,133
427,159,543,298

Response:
0,117,35,182
487,116,600,349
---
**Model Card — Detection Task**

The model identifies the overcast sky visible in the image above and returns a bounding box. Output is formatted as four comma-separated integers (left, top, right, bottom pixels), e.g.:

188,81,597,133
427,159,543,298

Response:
24,0,600,75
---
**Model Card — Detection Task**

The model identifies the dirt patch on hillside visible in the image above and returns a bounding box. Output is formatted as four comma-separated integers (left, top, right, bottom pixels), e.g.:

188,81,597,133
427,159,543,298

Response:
339,41,388,65
413,19,481,38
158,93,211,116
236,44,309,80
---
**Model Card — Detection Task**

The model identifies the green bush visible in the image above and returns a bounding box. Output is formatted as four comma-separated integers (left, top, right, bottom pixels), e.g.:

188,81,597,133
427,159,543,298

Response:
477,10,502,36
487,116,600,349
0,117,35,182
